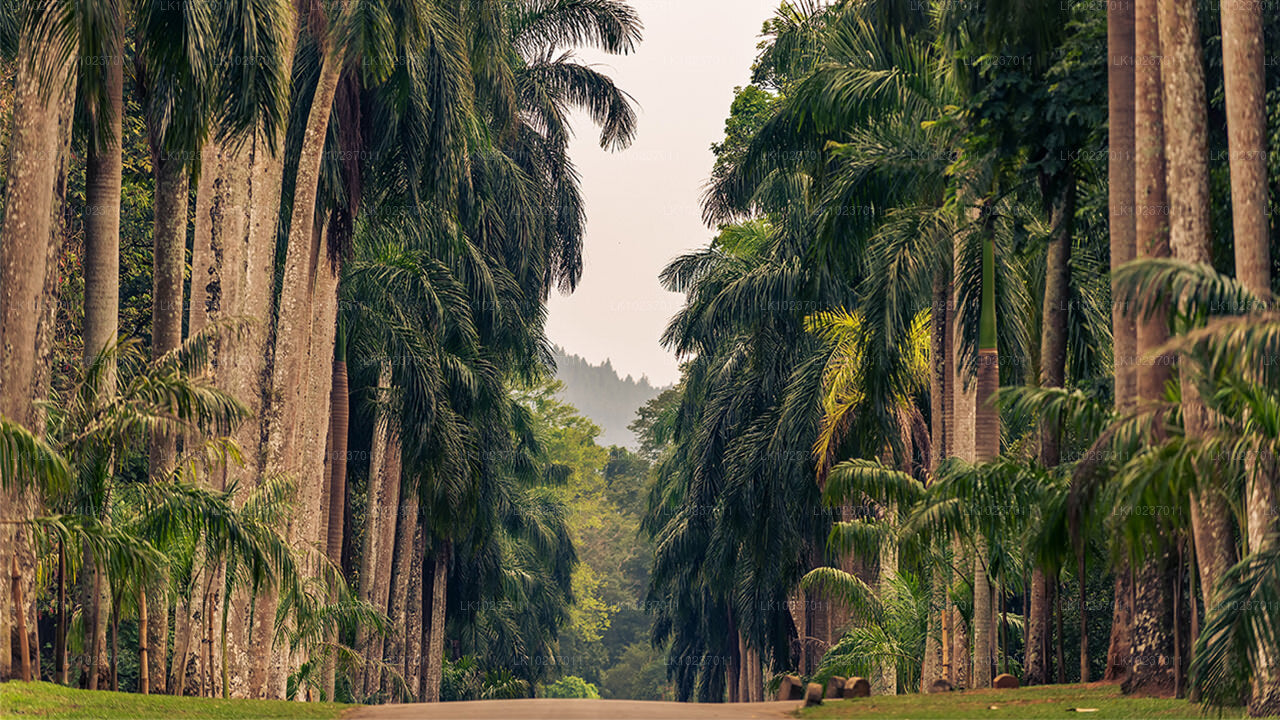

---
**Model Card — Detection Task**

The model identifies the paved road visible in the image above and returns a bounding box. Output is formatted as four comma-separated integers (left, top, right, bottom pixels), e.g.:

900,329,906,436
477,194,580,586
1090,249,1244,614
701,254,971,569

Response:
348,699,801,720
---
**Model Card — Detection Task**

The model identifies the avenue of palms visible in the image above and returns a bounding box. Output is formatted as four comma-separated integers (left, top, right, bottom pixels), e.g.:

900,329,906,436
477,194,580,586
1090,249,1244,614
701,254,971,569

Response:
1,0,1279,717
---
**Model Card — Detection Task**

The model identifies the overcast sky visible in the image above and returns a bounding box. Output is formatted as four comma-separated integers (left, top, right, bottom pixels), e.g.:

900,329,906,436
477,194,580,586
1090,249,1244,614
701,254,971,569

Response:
545,0,782,388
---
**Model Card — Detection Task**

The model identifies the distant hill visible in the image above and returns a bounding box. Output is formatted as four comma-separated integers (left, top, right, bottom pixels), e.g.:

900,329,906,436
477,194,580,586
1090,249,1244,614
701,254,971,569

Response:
552,347,665,449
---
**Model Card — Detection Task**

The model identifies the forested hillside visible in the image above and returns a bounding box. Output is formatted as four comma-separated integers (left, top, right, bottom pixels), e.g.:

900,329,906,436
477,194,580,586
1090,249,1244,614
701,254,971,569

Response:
551,348,664,449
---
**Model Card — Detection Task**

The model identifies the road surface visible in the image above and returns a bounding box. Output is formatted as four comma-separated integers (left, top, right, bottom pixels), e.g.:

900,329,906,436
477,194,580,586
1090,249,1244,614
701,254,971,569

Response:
348,699,802,719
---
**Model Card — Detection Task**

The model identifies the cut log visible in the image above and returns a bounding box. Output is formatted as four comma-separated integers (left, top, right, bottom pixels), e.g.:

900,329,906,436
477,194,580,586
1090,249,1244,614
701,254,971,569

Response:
777,675,805,701
843,676,871,698
994,673,1020,689
826,675,846,698
929,678,955,693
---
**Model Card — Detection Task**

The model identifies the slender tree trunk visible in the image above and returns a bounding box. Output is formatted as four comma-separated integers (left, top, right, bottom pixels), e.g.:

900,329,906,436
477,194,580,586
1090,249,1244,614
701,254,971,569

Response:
140,588,150,694
423,542,450,702
875,502,899,695
383,491,420,701
968,238,1000,690
1055,579,1065,683
1219,0,1277,711
403,518,426,701
56,542,67,684
1078,553,1088,683
923,271,950,691
321,346,349,700
145,143,188,695
1105,0,1138,689
1105,563,1135,682
1027,176,1074,687
357,363,394,695
1158,0,1238,685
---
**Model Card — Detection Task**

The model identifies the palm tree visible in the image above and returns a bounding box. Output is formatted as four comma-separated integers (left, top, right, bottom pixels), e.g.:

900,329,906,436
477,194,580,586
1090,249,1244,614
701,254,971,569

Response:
0,2,78,679
1217,0,1275,709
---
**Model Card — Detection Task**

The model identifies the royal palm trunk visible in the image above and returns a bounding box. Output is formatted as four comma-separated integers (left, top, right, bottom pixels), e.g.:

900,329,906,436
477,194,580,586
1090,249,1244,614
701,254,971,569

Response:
423,542,450,702
146,138,190,695
1219,0,1277,711
383,491,420,700
82,33,124,691
1104,0,1139,685
0,10,75,680
1157,0,1236,683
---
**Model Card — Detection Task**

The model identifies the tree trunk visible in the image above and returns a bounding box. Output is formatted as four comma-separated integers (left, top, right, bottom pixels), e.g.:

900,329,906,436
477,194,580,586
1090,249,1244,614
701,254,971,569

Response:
1105,0,1138,692
146,140,189,697
383,491,420,701
922,271,949,691
423,542,450,702
1027,176,1074,687
403,518,426,701
56,542,67,684
1105,563,1135,682
1123,551,1176,695
1219,0,1276,711
0,9,77,682
1158,0,1238,684
321,347,349,700
357,362,395,695
969,238,1000,690
1026,569,1049,685
875,502,899,695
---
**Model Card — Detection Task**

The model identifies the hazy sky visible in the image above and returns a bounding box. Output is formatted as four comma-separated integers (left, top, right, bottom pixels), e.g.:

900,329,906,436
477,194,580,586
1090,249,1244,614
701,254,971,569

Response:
545,0,782,388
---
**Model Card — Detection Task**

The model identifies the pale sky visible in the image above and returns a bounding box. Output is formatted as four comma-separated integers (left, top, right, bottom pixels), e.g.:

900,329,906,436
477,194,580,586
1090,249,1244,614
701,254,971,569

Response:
546,0,782,388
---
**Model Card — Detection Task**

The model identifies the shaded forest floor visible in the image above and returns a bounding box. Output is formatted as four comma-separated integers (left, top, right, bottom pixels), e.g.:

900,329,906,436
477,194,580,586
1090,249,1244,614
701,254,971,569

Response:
0,682,349,719
797,683,1268,719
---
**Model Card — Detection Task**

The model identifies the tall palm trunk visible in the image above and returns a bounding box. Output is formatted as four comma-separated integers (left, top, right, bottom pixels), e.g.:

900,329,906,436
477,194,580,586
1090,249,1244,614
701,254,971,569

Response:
1122,0,1178,696
383,491,420,700
252,44,345,699
423,541,450,702
0,6,76,681
1028,176,1075,686
1218,0,1276,711
1157,0,1237,688
357,362,394,693
1105,0,1138,686
403,519,426,700
923,271,949,691
969,238,1000,689
146,139,189,696
321,340,349,701
82,32,124,691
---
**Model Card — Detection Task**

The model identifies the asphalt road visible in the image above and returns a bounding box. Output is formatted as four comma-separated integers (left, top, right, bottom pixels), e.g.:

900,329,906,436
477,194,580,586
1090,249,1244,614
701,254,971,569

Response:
348,699,801,720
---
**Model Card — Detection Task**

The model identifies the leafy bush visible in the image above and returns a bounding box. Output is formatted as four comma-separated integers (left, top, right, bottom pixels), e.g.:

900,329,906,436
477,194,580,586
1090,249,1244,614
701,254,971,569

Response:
541,675,600,699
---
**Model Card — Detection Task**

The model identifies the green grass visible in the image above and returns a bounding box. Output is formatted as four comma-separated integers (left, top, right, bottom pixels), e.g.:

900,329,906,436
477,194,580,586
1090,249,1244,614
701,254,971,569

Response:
796,683,1270,719
0,682,352,720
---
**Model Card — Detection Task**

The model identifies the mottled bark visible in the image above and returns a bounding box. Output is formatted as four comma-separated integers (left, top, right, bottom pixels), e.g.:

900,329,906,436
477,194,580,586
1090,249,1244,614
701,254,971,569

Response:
1026,569,1050,685
1123,552,1176,695
0,14,75,680
82,33,124,691
382,491,419,700
1219,0,1276,711
1105,564,1134,683
403,518,426,700
357,362,394,693
146,141,189,696
1158,0,1238,679
423,542,450,702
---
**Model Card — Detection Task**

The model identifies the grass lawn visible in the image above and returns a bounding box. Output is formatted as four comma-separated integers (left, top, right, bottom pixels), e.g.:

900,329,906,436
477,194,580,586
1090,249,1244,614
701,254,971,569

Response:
0,682,351,720
796,683,1270,719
